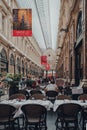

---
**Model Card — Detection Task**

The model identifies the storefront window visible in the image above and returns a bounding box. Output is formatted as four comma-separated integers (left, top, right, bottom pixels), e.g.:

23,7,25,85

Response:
17,57,21,74
0,48,8,75
10,54,15,65
76,11,82,39
10,54,15,74
22,60,24,76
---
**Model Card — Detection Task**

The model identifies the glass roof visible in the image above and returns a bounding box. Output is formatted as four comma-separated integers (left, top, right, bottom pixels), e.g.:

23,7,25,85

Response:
16,0,60,51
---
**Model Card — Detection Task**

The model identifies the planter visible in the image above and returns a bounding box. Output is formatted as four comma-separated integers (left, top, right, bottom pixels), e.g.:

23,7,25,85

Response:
9,86,19,97
9,81,19,97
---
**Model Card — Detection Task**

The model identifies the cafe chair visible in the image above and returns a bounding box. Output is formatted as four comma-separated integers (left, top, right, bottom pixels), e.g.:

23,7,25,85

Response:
57,94,71,100
29,93,46,100
78,94,87,130
9,93,26,100
0,104,19,129
9,93,26,128
55,103,83,130
18,90,30,100
21,104,47,130
78,94,87,100
46,90,58,102
30,89,42,96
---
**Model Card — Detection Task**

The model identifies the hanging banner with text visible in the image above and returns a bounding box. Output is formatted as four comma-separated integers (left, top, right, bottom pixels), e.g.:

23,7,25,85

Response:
45,63,50,70
13,9,32,36
41,56,47,65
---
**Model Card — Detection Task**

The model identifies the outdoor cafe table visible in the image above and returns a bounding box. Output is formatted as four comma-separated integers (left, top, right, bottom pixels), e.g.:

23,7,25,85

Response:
1,99,53,118
53,99,87,112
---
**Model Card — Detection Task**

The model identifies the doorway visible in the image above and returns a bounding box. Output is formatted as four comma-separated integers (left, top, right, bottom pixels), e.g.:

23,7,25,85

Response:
75,42,83,86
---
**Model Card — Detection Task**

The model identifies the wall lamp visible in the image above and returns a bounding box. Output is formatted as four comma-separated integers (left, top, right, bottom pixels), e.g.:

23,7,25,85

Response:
60,27,68,33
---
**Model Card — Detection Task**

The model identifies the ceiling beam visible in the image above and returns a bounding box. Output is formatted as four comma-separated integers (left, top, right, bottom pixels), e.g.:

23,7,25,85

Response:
34,0,48,49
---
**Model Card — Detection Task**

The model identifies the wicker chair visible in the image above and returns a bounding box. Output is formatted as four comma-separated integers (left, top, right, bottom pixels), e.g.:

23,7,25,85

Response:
30,89,42,96
18,90,30,100
57,94,71,100
55,103,83,130
78,94,87,129
29,93,46,100
0,104,19,129
9,93,26,100
78,94,87,100
46,90,58,102
21,104,47,130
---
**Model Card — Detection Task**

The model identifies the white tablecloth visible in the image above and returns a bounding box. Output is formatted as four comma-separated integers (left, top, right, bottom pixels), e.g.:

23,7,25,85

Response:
72,87,83,94
53,100,87,112
1,99,53,118
27,89,45,96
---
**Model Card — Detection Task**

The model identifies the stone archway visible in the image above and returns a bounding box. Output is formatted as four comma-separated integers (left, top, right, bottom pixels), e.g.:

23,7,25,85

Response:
0,48,8,76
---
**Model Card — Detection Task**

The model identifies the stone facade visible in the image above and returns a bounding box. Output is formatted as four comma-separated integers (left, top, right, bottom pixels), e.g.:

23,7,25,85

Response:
56,0,87,86
0,0,43,77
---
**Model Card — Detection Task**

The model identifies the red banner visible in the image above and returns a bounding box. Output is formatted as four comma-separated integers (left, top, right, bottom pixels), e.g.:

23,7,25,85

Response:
45,63,50,70
13,9,32,36
13,30,32,36
41,56,47,65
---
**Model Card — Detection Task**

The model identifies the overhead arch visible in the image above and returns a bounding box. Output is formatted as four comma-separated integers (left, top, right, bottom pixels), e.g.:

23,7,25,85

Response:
76,11,83,39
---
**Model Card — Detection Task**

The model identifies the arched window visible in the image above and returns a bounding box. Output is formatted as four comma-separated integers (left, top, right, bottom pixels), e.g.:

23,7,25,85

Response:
17,57,21,74
0,48,8,74
76,11,83,39
10,54,15,65
0,48,7,62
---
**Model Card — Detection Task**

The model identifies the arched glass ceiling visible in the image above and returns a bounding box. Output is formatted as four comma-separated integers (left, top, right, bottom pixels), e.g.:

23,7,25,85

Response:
16,0,60,51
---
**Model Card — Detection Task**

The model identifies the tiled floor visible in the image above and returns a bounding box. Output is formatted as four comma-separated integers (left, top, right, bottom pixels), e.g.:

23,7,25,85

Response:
47,110,57,130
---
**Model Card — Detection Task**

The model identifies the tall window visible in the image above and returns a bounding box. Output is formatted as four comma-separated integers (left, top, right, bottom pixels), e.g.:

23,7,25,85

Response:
76,11,83,39
10,54,15,74
17,57,21,74
0,49,7,62
22,60,24,76
10,54,15,65
0,49,8,75
26,63,28,76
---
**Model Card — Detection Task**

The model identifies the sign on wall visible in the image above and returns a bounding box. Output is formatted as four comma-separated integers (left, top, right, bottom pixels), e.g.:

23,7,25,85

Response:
41,56,47,65
13,9,32,36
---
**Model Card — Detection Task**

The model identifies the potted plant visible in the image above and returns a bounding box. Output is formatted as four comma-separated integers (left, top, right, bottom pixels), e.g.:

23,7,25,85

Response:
7,73,21,96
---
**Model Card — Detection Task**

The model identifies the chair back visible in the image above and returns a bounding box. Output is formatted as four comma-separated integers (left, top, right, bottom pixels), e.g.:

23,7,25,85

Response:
18,90,29,100
57,103,82,117
46,90,58,98
9,93,26,100
0,104,16,121
21,104,47,120
57,95,71,100
30,93,46,100
30,89,42,96
78,94,87,100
